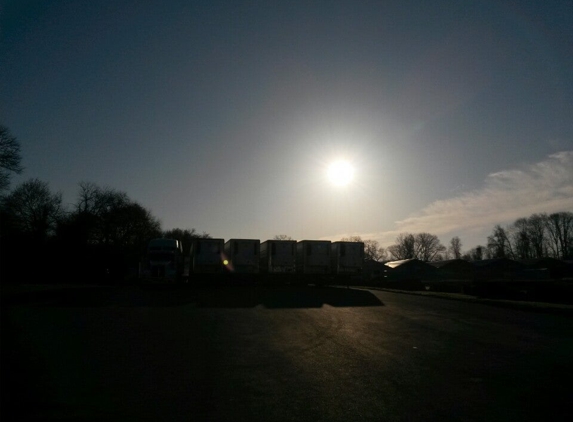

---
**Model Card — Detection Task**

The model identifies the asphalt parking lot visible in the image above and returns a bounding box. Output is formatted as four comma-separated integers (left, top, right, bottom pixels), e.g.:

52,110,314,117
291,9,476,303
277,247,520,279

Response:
2,284,573,421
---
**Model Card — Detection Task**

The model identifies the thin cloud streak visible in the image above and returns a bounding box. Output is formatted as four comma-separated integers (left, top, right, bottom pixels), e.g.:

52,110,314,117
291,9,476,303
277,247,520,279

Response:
361,151,573,247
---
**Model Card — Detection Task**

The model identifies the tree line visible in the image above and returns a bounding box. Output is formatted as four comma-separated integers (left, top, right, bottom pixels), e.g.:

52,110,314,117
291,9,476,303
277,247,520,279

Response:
465,212,573,261
0,177,212,282
376,211,573,264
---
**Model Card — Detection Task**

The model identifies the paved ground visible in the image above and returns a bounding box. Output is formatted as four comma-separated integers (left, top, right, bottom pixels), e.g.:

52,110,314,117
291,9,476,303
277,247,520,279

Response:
2,284,573,421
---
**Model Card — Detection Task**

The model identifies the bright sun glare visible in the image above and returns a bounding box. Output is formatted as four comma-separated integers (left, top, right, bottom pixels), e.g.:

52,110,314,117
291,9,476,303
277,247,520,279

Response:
327,160,354,186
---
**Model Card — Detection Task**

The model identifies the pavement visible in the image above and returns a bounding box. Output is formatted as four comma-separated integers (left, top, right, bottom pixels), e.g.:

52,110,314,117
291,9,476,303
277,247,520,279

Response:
362,286,573,316
2,284,573,421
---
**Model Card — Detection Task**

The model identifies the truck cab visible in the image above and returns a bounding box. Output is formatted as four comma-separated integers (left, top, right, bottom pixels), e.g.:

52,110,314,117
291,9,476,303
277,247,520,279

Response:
140,238,184,283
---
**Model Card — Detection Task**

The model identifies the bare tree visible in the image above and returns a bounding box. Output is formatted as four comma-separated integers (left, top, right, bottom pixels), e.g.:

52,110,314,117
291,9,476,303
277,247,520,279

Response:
1,178,64,241
487,225,513,259
68,182,161,248
74,183,128,245
273,234,293,240
510,218,532,259
388,233,416,260
545,212,573,259
415,232,446,262
0,125,24,192
364,240,387,262
106,202,161,249
482,211,573,260
340,235,386,261
76,181,106,214
388,232,445,262
448,236,463,259
441,249,452,260
340,235,363,243
463,245,485,261
473,246,485,260
527,213,547,258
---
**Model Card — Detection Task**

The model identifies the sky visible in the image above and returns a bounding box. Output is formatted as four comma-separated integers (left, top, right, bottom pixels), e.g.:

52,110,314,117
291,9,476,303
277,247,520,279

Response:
1,0,572,251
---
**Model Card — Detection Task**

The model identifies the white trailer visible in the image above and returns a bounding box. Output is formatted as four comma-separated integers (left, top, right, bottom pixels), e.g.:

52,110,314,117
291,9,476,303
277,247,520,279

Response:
296,240,331,274
331,241,364,274
224,239,260,273
140,238,184,283
260,240,297,273
190,238,225,273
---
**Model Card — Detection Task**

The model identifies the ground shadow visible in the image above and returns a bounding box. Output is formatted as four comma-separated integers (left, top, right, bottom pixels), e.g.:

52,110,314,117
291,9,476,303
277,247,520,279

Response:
193,285,384,308
1,284,384,308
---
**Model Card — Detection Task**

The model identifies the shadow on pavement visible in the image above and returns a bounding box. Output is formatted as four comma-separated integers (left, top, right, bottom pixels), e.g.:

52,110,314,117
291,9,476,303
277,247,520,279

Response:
1,285,116,307
194,285,384,308
1,285,384,308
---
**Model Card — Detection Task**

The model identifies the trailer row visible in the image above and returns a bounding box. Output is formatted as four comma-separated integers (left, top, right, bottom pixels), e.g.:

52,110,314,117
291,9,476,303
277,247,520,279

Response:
139,238,365,283
191,238,365,276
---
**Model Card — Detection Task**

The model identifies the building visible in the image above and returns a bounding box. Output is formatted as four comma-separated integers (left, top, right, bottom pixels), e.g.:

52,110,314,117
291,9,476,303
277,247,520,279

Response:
472,258,525,281
384,259,439,281
429,259,476,281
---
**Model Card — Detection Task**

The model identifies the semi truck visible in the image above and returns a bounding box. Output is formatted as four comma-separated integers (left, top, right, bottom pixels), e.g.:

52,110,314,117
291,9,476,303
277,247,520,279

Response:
224,239,260,273
189,238,225,274
331,241,364,274
140,238,184,283
296,240,331,274
259,240,297,273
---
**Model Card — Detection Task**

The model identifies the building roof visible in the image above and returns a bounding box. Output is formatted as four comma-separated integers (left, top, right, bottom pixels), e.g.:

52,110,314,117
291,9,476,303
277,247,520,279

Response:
518,258,569,269
363,260,387,269
428,259,474,269
471,258,525,269
385,259,414,268
384,258,436,270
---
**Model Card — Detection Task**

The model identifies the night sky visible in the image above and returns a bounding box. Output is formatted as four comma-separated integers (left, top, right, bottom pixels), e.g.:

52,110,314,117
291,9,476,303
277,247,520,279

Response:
1,0,572,250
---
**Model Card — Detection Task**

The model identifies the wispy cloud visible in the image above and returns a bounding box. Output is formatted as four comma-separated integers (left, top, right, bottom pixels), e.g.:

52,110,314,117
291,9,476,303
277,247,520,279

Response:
357,151,573,247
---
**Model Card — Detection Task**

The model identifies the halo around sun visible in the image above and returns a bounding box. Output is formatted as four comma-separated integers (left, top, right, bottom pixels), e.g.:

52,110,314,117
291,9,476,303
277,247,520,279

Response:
327,160,354,186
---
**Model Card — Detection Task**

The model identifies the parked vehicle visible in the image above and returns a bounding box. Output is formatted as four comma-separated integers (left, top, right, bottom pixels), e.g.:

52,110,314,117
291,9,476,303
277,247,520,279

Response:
224,239,260,273
296,240,331,274
190,238,225,273
331,241,364,275
260,240,297,273
140,238,184,283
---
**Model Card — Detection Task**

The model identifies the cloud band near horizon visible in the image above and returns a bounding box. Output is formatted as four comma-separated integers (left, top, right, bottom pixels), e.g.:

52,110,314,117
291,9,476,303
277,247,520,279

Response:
349,151,573,248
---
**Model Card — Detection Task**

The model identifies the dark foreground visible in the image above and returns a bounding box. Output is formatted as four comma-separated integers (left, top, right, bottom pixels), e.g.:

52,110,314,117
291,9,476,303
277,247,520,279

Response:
2,284,573,421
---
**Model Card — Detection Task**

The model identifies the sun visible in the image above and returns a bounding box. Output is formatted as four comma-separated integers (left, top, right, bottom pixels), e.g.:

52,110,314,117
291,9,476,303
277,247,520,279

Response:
327,160,354,186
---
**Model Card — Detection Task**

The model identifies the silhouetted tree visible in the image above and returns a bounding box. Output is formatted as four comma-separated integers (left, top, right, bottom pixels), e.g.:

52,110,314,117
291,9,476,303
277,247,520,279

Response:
484,212,573,260
511,218,532,259
462,245,485,261
1,178,64,242
487,225,513,259
545,211,573,259
60,182,162,281
341,236,387,261
340,235,363,242
0,125,23,193
449,236,462,259
273,234,293,240
106,202,161,249
0,179,65,281
527,213,547,258
388,232,445,262
414,232,446,262
67,182,161,247
364,239,387,262
388,233,416,260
